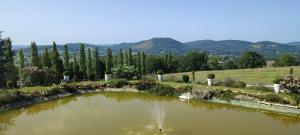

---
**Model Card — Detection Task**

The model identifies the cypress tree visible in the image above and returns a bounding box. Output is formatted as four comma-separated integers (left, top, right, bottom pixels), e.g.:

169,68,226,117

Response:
30,42,39,67
72,54,80,81
18,49,24,72
79,44,86,79
93,47,100,80
0,38,6,87
136,52,142,77
128,48,133,65
3,38,18,84
42,48,51,68
86,48,92,80
51,42,63,82
105,48,112,74
113,55,117,67
63,45,69,72
119,49,123,66
141,52,146,74
124,49,128,65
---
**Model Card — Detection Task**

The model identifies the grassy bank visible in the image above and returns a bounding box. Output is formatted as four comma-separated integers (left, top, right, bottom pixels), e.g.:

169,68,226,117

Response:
164,66,300,85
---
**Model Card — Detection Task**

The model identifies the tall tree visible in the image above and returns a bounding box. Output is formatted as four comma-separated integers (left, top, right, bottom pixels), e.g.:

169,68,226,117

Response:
3,38,17,84
0,37,6,87
141,52,146,74
63,45,69,72
51,42,63,82
41,48,51,68
119,49,124,66
113,55,117,67
128,48,133,65
72,54,80,81
18,49,25,72
273,54,299,67
86,48,92,80
79,44,86,79
124,49,128,65
106,48,112,74
30,42,39,67
93,47,100,80
136,52,142,77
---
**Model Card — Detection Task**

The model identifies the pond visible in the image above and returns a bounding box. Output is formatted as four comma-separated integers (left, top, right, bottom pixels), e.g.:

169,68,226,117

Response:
0,92,300,135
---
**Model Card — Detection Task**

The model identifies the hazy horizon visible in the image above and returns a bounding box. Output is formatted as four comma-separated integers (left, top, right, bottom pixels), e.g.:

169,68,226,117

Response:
1,0,300,45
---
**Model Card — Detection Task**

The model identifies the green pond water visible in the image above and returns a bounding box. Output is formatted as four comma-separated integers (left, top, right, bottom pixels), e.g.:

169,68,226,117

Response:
0,92,300,135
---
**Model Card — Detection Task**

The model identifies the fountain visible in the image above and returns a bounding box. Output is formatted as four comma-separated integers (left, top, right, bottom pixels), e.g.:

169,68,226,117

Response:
151,102,165,133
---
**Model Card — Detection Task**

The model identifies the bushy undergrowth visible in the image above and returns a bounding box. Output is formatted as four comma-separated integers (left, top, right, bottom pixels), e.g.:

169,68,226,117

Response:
106,79,128,88
182,75,190,83
215,90,237,102
262,94,290,105
149,84,176,96
136,78,156,90
0,90,22,106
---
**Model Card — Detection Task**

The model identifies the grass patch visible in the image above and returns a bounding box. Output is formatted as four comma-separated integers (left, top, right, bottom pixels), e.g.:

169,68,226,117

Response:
164,66,300,85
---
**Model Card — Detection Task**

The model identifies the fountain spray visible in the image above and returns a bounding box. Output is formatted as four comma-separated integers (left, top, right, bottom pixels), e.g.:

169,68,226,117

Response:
152,102,165,134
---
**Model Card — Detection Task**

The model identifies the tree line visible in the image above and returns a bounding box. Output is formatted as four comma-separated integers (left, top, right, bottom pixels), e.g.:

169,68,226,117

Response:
0,36,299,88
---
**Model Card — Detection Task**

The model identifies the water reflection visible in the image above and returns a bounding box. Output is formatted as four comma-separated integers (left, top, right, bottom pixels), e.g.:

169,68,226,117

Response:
0,92,299,135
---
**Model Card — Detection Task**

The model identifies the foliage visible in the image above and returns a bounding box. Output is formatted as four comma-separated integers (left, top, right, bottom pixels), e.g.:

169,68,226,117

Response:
273,54,299,67
149,84,176,96
86,48,93,80
112,65,135,80
128,48,133,66
106,48,113,74
41,48,51,68
63,71,69,76
136,78,156,90
18,49,25,72
17,66,45,87
262,94,290,104
280,75,300,93
182,74,190,83
222,77,246,88
6,81,13,89
157,70,164,75
63,45,69,71
136,52,142,77
30,42,39,67
93,47,101,80
240,51,266,68
51,42,64,82
223,60,239,69
215,90,237,102
273,76,283,84
79,44,86,78
146,56,166,74
178,85,193,92
178,51,208,72
207,73,215,79
106,79,128,88
141,52,146,74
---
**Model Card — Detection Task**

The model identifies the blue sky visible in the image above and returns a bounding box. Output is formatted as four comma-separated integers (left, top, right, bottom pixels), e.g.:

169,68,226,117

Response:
1,0,300,45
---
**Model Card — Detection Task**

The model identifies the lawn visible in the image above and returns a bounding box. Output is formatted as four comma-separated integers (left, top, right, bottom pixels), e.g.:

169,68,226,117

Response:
164,66,300,85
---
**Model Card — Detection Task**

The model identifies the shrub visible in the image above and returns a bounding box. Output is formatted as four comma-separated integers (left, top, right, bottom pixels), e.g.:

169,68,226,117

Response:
249,85,273,92
262,94,290,104
215,90,236,102
107,79,128,88
149,84,175,96
136,78,156,90
273,76,283,84
157,70,164,75
182,75,190,83
207,73,215,79
17,66,45,87
178,85,193,92
112,65,135,80
63,71,69,76
280,75,300,93
6,81,14,89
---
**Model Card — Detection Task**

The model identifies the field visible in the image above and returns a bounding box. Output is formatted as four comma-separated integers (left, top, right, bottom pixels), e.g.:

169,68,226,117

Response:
164,66,300,85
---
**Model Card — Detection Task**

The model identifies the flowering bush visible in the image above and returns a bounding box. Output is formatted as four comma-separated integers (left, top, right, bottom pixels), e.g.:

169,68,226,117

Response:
112,65,135,80
280,75,300,93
